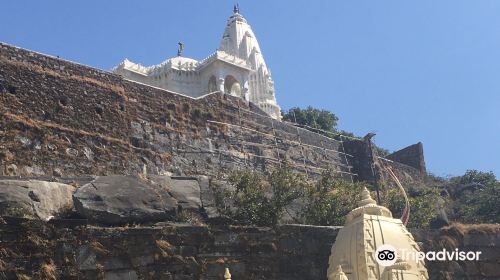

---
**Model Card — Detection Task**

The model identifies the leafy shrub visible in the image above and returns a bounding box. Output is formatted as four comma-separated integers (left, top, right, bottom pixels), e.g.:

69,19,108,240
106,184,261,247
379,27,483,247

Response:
301,169,367,226
182,103,191,113
213,165,466,229
191,108,202,119
214,167,369,227
202,111,214,120
374,146,391,157
214,165,306,227
448,170,500,224
380,185,441,228
282,106,339,132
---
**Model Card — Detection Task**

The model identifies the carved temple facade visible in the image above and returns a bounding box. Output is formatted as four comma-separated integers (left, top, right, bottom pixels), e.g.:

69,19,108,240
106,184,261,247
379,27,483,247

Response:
113,6,281,119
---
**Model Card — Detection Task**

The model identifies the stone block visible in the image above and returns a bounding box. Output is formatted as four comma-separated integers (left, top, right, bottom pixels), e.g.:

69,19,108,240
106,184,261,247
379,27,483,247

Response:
0,179,75,221
104,269,138,280
73,175,177,225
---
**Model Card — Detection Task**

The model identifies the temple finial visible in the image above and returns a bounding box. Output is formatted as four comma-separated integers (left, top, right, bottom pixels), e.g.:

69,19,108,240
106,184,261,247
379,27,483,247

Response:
224,268,231,280
177,42,184,57
358,187,377,207
233,4,240,14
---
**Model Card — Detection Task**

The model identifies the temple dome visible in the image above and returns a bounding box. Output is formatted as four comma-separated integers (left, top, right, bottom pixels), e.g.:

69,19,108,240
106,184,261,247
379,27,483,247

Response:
155,56,199,71
327,188,429,280
166,56,198,65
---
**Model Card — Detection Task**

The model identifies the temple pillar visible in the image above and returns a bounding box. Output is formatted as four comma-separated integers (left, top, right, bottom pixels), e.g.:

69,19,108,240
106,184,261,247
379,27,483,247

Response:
218,77,225,93
243,79,250,101
217,68,226,93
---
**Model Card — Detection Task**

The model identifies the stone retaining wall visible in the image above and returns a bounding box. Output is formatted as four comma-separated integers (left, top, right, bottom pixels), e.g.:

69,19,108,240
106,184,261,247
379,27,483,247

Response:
0,219,499,279
0,42,422,182
0,219,339,280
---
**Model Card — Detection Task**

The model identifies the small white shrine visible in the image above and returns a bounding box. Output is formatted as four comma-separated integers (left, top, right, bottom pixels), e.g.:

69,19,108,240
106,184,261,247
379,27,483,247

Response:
328,188,429,280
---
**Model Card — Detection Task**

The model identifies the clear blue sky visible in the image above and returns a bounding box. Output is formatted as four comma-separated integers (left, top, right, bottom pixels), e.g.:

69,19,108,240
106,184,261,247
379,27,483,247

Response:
1,1,499,178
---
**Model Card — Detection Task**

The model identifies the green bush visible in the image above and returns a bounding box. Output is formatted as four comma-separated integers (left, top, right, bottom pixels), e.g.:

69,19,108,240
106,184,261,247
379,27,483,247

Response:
301,169,367,226
380,185,441,228
215,166,306,227
213,165,461,229
282,106,339,132
214,167,370,227
449,170,500,224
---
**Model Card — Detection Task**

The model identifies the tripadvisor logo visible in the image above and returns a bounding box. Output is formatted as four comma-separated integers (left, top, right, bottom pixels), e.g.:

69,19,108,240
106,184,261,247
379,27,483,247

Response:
375,244,482,266
375,244,397,266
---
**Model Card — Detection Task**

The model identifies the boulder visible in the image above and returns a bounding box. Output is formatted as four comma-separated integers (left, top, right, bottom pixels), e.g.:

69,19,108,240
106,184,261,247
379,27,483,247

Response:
0,179,75,220
197,175,219,219
73,175,178,225
149,175,202,211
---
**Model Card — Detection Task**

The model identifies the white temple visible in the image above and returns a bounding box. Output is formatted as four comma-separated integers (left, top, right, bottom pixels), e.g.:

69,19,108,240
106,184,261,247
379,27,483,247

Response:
113,5,281,119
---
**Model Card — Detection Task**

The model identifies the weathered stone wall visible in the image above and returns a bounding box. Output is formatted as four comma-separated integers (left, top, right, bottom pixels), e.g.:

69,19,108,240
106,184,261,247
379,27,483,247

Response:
342,139,377,184
1,219,499,280
343,139,426,188
387,142,426,175
413,225,500,280
0,218,339,280
0,42,354,180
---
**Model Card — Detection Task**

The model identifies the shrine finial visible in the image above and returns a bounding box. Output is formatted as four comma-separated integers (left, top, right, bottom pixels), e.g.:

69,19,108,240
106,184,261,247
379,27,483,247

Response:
177,42,184,56
224,268,231,280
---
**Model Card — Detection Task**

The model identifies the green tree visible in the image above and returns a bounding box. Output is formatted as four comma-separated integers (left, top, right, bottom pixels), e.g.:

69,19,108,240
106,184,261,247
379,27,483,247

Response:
453,169,497,186
374,146,391,157
450,170,500,224
282,106,339,132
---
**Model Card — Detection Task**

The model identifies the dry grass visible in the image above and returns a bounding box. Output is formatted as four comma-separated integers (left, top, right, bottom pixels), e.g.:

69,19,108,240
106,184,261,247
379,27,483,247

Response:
155,239,175,257
16,273,32,280
89,241,109,256
0,248,17,259
431,235,460,250
0,259,7,271
427,222,500,251
0,149,14,162
0,56,127,99
26,233,48,247
448,223,500,234
151,123,184,134
3,112,129,147
96,263,105,279
155,240,174,251
40,261,57,280
176,211,205,226
2,111,162,156
215,257,229,264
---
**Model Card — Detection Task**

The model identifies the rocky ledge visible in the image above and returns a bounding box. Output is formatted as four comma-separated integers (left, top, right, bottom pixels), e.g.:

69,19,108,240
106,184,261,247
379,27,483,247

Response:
0,175,217,226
